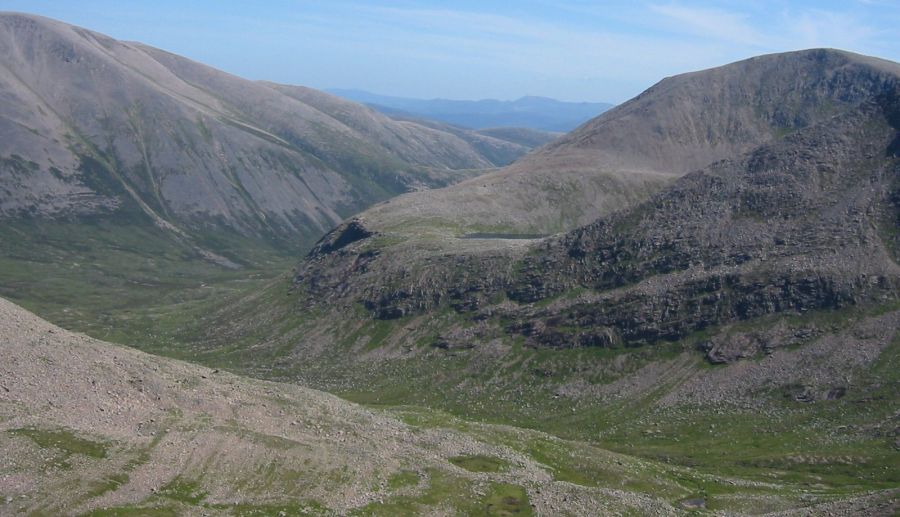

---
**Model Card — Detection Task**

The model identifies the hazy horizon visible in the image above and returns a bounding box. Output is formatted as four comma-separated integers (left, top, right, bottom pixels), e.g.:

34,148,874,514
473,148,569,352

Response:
3,1,900,104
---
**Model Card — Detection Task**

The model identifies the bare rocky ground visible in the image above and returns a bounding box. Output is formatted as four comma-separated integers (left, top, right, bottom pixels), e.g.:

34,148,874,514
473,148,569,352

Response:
0,296,677,516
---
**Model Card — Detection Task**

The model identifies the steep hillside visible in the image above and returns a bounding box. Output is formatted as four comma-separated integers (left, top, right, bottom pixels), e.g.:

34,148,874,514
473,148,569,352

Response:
0,12,532,341
286,78,900,361
332,85,900,325
282,49,900,327
9,296,887,516
0,12,514,260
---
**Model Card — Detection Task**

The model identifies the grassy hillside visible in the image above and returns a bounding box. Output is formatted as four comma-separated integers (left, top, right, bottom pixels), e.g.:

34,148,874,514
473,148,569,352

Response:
0,219,293,345
2,297,896,515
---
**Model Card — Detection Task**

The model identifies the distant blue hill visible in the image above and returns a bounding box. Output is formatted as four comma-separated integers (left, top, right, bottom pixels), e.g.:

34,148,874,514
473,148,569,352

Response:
327,89,614,132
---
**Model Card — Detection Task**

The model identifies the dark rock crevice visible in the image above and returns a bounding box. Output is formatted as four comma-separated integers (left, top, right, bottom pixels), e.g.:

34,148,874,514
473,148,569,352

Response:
306,219,376,258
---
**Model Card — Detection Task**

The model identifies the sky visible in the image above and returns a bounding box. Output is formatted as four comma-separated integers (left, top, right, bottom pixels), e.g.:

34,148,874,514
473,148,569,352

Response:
2,1,899,103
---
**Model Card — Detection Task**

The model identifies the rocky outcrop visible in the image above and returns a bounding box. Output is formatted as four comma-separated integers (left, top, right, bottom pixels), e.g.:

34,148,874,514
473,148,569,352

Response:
307,219,378,257
699,322,820,364
292,74,900,359
497,91,900,350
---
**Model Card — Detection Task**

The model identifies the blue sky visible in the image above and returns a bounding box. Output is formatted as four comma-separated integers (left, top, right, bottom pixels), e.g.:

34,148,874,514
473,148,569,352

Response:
2,1,899,103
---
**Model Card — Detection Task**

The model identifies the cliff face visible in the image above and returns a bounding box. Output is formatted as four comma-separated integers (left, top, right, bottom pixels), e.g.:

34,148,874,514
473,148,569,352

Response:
503,92,900,355
294,51,900,335
304,89,900,341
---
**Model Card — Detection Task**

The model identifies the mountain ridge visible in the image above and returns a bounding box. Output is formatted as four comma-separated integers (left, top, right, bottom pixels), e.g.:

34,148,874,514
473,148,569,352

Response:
346,48,900,244
0,12,536,262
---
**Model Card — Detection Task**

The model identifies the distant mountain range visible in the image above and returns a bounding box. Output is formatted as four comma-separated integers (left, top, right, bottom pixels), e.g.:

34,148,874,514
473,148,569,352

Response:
327,89,613,132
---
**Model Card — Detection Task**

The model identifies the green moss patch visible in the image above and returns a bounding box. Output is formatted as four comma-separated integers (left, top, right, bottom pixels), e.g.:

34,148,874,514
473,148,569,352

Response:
482,483,532,516
223,501,329,516
81,506,178,517
387,470,420,490
449,454,510,473
9,427,108,465
157,477,207,505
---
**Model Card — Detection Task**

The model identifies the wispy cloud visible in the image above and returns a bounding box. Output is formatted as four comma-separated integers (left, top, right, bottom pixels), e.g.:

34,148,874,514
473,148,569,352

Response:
787,9,883,49
648,2,888,53
319,5,729,81
260,1,900,100
649,4,766,47
8,0,900,103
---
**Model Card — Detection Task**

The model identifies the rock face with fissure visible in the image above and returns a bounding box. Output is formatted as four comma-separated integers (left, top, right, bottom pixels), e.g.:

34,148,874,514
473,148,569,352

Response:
293,57,900,358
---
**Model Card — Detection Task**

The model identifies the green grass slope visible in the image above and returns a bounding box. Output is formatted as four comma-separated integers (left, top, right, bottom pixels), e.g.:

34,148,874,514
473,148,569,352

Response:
10,297,891,515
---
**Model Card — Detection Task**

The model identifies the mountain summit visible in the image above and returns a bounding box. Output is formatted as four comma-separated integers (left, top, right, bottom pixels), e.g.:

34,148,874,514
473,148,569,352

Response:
346,49,900,240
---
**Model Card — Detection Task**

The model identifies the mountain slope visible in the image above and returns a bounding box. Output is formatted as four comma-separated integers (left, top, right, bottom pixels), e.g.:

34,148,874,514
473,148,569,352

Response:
265,82,545,170
349,49,900,242
498,93,900,352
0,12,520,259
542,48,900,175
296,78,900,327
327,89,613,132
11,296,874,516
282,49,900,328
0,12,538,341
152,52,900,511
